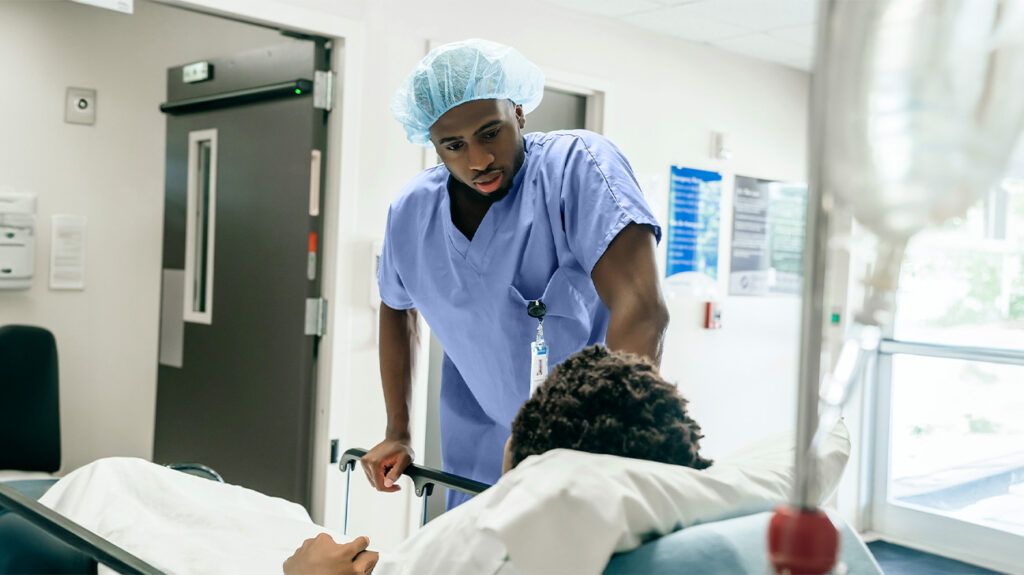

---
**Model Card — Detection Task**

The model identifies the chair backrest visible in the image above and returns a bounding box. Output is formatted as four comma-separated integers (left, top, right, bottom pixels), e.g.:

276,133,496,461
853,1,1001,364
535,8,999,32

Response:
0,325,60,473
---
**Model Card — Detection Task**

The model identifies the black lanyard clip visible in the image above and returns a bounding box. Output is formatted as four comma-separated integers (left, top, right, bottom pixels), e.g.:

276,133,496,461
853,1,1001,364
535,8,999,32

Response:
527,299,546,321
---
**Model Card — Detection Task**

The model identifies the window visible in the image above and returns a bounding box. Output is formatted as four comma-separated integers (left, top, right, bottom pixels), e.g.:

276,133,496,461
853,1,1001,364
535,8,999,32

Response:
893,179,1024,350
887,354,1024,536
870,178,1024,572
183,129,217,324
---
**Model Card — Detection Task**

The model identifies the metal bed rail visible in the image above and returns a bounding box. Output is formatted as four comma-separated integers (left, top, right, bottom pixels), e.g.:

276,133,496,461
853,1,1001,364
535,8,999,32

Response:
338,448,490,532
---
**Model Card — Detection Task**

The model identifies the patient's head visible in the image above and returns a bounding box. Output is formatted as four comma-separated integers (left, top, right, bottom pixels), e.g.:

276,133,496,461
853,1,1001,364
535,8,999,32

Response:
505,345,712,471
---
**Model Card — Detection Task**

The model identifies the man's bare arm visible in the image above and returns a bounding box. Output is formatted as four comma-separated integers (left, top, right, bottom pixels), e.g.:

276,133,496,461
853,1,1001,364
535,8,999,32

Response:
591,223,670,365
361,304,419,492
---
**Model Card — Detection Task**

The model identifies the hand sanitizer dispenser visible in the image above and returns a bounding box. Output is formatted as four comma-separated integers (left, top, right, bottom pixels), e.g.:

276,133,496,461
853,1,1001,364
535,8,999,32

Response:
0,191,37,290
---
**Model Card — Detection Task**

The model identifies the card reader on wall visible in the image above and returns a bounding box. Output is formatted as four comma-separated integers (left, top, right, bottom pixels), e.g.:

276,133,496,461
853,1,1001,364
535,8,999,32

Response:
0,191,37,290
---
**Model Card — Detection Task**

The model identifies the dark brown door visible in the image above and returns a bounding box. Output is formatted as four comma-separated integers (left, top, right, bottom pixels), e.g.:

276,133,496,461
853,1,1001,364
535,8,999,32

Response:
154,38,330,509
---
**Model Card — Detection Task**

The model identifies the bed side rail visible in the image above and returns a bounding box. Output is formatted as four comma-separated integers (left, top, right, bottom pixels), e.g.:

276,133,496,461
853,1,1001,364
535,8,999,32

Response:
0,482,165,575
338,448,490,498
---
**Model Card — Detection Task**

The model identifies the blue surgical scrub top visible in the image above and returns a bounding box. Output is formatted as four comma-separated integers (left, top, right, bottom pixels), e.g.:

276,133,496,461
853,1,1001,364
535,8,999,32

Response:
378,130,661,507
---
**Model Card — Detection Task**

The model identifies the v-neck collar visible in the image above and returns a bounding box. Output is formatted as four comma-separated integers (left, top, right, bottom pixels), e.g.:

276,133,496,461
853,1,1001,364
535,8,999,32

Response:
440,139,532,272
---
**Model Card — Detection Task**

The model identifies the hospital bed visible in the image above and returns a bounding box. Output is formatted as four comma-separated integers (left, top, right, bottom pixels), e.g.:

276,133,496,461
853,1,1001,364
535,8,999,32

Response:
0,450,880,574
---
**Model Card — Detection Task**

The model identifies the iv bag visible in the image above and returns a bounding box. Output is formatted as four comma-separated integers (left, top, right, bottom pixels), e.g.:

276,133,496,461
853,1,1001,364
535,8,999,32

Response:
821,0,1024,243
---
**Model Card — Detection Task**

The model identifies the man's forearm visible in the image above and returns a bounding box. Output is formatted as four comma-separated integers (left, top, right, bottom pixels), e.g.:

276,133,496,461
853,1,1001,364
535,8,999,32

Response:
590,224,669,366
378,304,419,438
604,297,669,366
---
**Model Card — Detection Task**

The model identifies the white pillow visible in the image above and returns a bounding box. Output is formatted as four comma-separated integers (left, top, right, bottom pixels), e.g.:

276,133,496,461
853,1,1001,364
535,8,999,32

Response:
482,419,850,575
376,419,850,575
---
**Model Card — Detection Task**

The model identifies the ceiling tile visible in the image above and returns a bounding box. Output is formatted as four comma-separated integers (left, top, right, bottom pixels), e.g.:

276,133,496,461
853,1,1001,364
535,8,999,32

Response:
711,32,807,63
765,23,816,48
540,0,817,71
645,0,706,5
624,5,751,42
670,0,816,32
542,0,663,18
783,56,814,71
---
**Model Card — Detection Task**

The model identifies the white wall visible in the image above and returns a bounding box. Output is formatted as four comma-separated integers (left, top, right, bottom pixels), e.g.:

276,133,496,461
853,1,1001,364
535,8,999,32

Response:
0,0,283,473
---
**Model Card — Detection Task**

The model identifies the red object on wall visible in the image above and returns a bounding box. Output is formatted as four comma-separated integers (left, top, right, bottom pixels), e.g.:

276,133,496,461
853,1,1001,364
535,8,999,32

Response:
703,301,722,329
768,505,839,574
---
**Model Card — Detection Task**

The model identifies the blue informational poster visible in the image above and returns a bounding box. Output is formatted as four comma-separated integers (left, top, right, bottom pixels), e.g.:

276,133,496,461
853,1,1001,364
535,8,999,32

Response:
666,166,721,280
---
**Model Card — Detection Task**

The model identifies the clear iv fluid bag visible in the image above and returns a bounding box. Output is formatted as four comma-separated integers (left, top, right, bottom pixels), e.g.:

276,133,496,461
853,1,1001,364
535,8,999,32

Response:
822,0,1024,243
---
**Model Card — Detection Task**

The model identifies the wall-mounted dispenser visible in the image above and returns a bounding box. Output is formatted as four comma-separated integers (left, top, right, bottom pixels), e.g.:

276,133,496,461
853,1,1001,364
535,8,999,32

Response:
0,191,37,290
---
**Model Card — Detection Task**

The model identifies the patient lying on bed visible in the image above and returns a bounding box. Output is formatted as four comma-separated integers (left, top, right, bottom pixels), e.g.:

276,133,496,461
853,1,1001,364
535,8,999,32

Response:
285,345,712,575
40,346,712,575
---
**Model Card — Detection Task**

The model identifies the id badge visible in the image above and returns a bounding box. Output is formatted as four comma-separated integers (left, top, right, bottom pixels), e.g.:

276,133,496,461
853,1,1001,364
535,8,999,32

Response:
530,340,549,397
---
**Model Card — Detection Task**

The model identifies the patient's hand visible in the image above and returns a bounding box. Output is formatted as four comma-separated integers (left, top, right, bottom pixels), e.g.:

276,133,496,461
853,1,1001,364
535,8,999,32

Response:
283,533,379,575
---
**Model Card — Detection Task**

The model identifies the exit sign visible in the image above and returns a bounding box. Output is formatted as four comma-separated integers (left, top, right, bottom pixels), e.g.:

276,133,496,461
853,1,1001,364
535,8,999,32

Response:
183,62,212,84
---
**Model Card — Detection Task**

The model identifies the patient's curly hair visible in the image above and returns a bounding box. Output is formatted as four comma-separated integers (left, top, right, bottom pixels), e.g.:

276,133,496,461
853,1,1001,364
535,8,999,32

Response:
509,345,712,470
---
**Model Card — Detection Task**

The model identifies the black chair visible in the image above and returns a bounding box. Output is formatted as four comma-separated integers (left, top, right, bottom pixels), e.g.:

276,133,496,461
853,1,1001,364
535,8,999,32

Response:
0,325,61,474
0,325,96,573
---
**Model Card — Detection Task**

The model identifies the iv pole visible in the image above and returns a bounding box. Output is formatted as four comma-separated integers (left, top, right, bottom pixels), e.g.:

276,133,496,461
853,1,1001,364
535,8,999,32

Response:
766,2,840,572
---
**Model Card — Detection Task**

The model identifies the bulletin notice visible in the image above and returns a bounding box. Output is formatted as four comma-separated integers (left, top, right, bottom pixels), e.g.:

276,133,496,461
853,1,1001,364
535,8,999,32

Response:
729,175,806,296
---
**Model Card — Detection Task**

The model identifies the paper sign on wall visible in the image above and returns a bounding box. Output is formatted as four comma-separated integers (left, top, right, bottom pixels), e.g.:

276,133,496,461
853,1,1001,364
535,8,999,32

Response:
50,215,87,290
665,166,721,280
729,176,806,296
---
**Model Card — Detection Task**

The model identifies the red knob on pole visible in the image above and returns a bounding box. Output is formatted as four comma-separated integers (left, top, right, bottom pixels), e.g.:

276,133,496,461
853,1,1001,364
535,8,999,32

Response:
768,505,839,574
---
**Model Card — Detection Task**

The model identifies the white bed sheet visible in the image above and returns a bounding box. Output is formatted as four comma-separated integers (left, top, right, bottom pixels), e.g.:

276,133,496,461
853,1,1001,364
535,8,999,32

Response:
39,457,339,575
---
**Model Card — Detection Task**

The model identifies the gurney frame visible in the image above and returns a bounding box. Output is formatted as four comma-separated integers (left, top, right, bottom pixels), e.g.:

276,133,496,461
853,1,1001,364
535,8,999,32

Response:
338,448,490,532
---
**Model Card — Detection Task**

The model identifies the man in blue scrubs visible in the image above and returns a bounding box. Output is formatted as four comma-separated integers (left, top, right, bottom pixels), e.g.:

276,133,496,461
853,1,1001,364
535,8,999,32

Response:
361,39,670,507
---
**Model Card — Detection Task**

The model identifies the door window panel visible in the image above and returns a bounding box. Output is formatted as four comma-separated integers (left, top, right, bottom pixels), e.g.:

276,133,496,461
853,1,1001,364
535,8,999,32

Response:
184,128,217,324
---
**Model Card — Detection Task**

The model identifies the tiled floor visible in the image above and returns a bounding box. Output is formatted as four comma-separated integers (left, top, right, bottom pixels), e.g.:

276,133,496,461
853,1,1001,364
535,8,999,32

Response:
866,541,1004,575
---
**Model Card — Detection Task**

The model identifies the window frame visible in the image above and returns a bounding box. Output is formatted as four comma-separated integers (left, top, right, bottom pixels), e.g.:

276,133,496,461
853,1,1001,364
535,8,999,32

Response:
869,339,1024,573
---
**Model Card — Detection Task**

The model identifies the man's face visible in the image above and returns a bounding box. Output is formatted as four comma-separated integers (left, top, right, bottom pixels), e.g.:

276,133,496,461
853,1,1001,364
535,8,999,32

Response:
430,99,526,198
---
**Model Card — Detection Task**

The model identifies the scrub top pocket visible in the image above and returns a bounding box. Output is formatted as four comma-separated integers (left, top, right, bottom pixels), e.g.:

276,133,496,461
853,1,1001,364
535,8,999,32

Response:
508,266,591,367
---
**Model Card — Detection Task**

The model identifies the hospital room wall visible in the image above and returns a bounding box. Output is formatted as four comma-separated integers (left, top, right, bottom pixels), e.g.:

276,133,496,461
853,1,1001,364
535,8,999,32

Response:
302,0,811,545
0,0,283,473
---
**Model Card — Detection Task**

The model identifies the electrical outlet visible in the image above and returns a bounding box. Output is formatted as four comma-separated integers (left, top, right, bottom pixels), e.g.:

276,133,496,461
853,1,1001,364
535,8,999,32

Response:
66,87,96,125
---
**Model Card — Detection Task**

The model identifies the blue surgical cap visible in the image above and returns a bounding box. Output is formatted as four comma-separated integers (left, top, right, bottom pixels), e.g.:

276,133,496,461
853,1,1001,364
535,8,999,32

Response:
391,39,545,145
